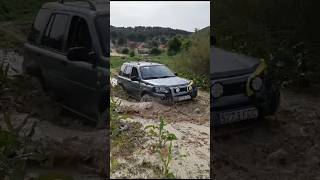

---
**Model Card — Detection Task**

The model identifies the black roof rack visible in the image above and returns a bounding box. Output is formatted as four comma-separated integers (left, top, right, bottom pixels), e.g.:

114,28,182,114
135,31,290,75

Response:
58,0,97,11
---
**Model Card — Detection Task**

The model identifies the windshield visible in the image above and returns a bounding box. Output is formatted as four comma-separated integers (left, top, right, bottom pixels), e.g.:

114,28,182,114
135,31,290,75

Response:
140,65,175,80
96,15,109,57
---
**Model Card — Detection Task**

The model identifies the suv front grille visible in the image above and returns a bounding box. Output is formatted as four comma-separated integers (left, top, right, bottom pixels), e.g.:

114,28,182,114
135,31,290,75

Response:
171,86,188,94
223,81,247,96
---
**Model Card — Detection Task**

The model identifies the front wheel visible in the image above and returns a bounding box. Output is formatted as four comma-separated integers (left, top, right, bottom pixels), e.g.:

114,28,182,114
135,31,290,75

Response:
140,94,153,102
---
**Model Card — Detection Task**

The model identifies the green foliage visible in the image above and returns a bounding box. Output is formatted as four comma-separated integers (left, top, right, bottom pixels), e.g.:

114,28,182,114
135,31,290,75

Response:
121,47,129,54
150,47,161,55
172,27,210,90
129,50,135,57
110,98,121,137
167,37,182,56
118,37,127,46
145,117,177,178
0,0,48,22
111,26,190,44
0,112,39,180
214,0,320,90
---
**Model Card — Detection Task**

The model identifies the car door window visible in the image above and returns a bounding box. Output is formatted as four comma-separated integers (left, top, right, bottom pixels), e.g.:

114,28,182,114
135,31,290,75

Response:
28,9,51,45
67,16,92,51
41,13,69,52
123,66,132,78
130,67,139,78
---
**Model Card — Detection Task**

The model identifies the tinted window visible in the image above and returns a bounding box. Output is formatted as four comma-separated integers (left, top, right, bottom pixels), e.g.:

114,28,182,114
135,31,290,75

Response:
42,14,69,51
67,16,92,50
123,66,132,78
28,9,51,44
131,67,139,78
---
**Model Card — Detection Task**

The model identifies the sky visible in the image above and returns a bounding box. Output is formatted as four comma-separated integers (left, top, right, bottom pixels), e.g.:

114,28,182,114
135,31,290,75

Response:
110,1,210,32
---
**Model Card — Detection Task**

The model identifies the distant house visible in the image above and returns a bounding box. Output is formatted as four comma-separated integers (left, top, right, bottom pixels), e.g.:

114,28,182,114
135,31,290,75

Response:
127,41,138,49
159,44,167,50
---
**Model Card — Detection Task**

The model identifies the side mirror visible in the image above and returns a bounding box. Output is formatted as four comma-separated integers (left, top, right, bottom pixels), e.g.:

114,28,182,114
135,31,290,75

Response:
174,72,178,76
131,76,140,81
67,47,91,62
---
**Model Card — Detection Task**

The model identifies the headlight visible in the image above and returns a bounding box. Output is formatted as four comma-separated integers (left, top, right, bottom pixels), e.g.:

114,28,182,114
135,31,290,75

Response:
211,83,223,98
187,80,194,92
154,86,169,93
251,77,263,91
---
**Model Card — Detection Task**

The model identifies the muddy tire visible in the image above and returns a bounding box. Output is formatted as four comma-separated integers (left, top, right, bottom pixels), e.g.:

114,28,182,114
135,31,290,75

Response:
140,94,153,102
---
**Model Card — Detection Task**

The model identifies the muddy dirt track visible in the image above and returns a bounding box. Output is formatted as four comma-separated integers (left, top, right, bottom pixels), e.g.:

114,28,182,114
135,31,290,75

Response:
110,76,211,179
213,91,320,180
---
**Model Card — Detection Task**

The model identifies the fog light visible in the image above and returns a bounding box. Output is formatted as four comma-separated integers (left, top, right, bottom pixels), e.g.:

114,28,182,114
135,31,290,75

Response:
211,83,223,98
251,77,263,91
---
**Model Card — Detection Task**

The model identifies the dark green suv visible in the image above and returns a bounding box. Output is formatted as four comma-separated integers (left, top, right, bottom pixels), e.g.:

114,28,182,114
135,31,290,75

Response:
23,0,109,126
211,35,280,126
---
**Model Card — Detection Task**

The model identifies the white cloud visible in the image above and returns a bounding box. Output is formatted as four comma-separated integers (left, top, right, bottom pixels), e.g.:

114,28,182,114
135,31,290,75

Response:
111,1,210,32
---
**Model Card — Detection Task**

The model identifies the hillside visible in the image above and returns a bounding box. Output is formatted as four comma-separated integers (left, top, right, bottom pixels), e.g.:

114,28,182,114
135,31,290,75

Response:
110,26,191,44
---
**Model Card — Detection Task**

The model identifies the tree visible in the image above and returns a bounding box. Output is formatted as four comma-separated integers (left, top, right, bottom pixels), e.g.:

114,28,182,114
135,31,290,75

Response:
122,48,129,54
118,37,127,45
150,48,161,55
167,37,182,56
129,50,135,57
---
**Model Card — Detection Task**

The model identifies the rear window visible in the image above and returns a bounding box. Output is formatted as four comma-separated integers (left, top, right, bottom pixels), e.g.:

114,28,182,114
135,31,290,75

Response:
28,9,51,45
123,65,132,78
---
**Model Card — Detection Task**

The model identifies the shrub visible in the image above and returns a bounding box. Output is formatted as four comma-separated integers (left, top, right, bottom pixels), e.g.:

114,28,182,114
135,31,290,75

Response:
121,48,129,54
129,50,135,57
150,48,161,55
167,37,182,56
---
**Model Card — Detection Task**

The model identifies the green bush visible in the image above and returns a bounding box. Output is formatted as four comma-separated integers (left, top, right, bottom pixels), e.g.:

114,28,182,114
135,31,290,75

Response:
129,50,135,57
167,37,182,56
121,48,129,54
173,28,210,90
214,0,320,90
150,47,161,55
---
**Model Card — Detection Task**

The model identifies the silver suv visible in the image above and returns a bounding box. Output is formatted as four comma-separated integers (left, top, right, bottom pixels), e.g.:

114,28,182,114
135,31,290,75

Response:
117,62,198,102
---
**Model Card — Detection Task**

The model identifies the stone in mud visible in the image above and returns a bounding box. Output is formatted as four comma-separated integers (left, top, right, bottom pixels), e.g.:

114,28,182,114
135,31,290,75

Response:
194,108,201,114
267,148,289,166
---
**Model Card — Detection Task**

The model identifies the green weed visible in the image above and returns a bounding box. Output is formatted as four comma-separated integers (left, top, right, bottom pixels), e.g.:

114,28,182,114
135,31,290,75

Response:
145,117,177,178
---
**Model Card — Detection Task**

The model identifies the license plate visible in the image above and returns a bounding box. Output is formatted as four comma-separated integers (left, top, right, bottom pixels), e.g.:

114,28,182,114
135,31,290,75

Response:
177,95,191,101
219,107,258,125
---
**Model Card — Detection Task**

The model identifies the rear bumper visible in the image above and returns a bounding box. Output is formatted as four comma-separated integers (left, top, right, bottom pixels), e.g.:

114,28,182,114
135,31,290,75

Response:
211,87,280,126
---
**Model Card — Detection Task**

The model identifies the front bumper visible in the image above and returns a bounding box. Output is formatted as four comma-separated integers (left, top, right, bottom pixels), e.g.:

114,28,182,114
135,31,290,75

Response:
151,87,198,102
211,87,280,127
